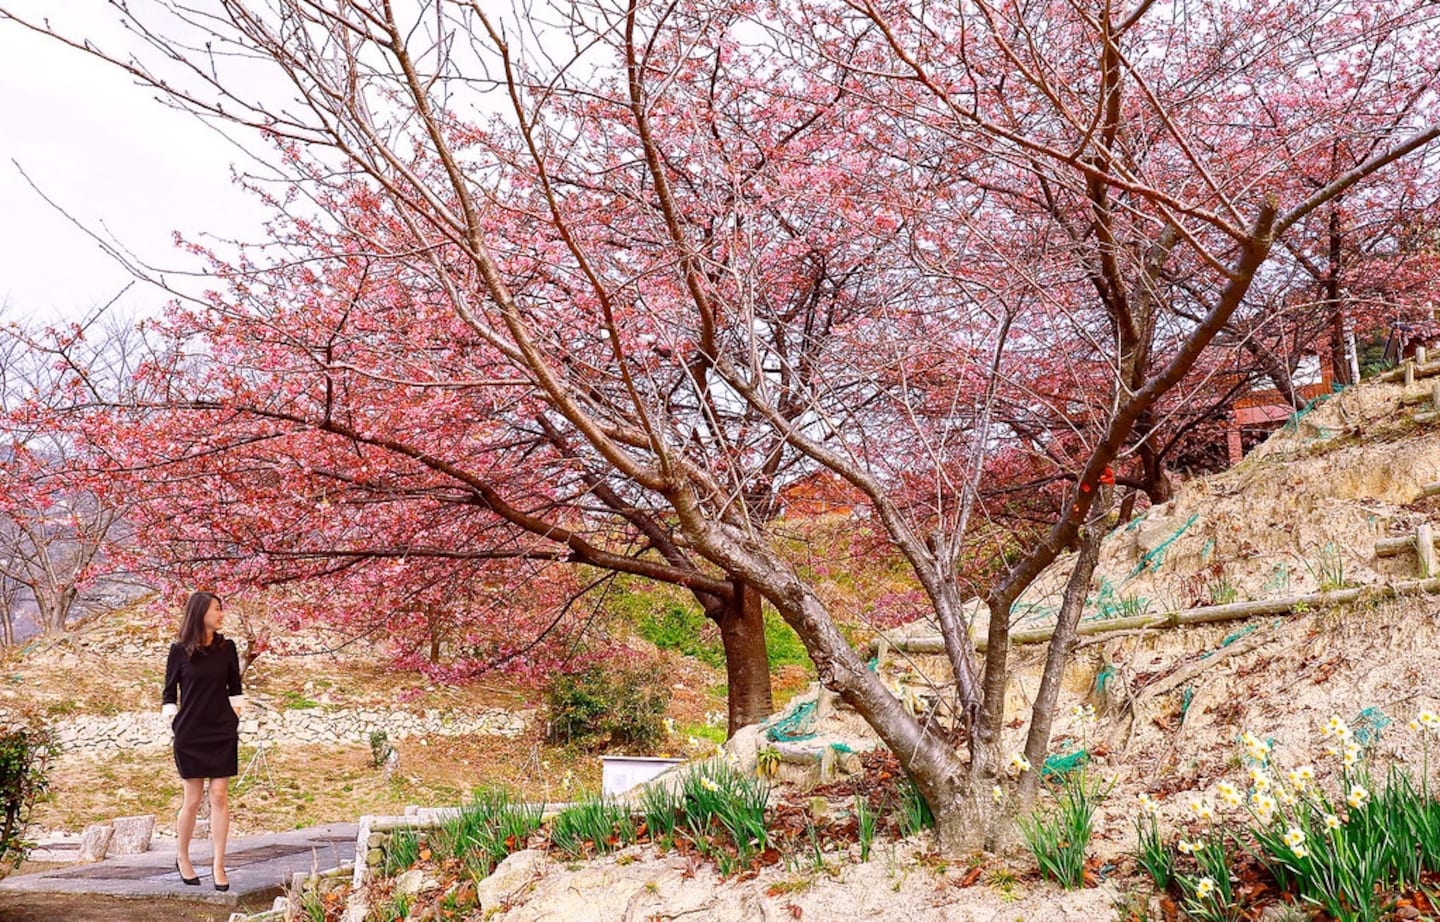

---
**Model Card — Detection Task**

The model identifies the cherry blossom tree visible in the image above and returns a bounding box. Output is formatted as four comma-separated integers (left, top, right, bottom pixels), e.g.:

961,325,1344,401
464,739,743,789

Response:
3,0,1437,850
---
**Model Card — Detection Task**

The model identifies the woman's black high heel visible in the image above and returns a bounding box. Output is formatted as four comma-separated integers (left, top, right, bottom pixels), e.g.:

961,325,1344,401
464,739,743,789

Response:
213,865,229,891
175,859,200,886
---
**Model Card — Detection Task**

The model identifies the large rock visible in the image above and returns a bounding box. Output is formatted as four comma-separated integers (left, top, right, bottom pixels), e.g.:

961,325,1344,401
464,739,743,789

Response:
108,814,155,855
77,823,113,863
474,849,548,911
724,723,762,776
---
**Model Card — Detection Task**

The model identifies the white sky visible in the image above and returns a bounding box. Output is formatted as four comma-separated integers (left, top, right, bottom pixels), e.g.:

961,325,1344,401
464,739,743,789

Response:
0,2,269,326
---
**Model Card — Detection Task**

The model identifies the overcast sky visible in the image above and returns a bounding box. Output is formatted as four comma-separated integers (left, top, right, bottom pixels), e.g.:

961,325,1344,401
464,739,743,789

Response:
0,2,269,327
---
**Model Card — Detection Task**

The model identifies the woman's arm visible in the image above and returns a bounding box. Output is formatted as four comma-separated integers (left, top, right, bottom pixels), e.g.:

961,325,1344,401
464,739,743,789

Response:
162,644,181,718
226,639,245,713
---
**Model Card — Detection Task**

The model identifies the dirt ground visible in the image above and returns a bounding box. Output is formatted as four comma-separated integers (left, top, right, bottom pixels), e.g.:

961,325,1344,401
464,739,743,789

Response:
0,891,274,922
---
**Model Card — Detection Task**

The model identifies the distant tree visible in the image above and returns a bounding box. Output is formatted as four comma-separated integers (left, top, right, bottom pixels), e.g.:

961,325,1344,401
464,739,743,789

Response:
0,313,135,637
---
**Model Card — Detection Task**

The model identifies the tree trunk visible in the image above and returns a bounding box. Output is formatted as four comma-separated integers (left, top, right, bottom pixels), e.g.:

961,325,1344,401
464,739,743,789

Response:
36,585,78,634
1326,208,1353,386
1133,410,1173,504
709,580,774,737
1017,522,1104,809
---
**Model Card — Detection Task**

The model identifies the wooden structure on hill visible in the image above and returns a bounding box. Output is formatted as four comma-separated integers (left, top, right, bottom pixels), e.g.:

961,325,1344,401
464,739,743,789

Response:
1226,355,1334,464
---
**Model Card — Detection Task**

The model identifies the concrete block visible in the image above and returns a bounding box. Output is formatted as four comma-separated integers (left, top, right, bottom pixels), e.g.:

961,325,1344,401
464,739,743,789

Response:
108,814,155,855
77,824,113,863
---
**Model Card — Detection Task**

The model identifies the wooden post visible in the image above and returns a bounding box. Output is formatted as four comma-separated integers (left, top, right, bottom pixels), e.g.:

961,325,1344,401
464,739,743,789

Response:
1406,360,1417,388
819,745,837,785
1420,524,1437,579
1426,481,1440,498
1433,379,1440,411
815,684,837,721
1419,346,1430,366
1376,535,1419,557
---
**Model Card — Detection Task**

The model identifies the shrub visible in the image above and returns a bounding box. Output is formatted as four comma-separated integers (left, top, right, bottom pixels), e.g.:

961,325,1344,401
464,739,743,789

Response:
545,662,667,751
368,730,394,769
0,723,51,877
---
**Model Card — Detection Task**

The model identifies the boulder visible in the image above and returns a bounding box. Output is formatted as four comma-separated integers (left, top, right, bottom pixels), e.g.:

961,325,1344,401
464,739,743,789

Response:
108,814,155,855
474,849,547,910
77,823,114,863
724,723,762,776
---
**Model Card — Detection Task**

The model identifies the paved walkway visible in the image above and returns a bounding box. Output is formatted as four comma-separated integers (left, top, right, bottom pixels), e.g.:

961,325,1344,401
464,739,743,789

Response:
0,824,357,906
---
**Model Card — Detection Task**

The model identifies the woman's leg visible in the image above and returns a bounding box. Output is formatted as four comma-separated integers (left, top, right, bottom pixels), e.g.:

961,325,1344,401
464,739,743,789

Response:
175,778,204,877
209,777,230,885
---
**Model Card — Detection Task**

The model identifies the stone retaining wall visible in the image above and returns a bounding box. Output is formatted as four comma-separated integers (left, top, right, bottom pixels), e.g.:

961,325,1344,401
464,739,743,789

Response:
50,704,531,754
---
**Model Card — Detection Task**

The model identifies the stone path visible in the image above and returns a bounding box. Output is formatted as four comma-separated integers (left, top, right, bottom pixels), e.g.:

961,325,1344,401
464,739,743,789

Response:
0,824,358,906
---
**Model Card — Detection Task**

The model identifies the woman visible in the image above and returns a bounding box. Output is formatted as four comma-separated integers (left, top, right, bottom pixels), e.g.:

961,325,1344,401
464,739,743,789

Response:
161,591,244,891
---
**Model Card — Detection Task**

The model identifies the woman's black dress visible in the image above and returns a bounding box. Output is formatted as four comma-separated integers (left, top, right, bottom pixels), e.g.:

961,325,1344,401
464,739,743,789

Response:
163,635,242,779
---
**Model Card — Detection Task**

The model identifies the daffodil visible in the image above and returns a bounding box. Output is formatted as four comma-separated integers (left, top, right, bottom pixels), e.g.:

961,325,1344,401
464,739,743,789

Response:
1138,792,1159,816
1216,781,1242,807
1292,844,1309,859
1178,838,1197,855
1421,710,1440,732
1240,730,1270,762
1287,765,1315,790
1324,715,1353,742
1283,827,1305,849
1342,741,1362,767
992,785,1005,804
1324,813,1342,832
1194,877,1216,899
1248,765,1272,792
1277,788,1297,807
1251,791,1277,824
700,776,720,793
1071,703,1098,725
1009,752,1031,774
1188,797,1215,822
1347,784,1370,809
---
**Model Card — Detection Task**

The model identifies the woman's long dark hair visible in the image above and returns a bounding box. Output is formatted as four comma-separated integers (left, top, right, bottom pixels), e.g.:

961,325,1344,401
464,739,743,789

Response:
178,591,223,657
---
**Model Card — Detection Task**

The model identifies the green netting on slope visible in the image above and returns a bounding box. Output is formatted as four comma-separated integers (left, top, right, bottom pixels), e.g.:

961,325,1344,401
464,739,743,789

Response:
1094,665,1116,695
1199,623,1260,660
1042,749,1089,778
765,659,879,744
1353,707,1390,747
1282,384,1350,440
1220,624,1258,647
766,699,817,742
1128,513,1200,578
